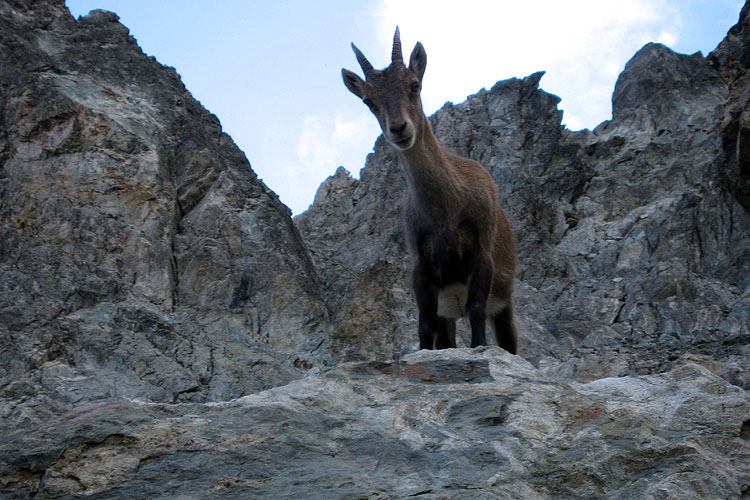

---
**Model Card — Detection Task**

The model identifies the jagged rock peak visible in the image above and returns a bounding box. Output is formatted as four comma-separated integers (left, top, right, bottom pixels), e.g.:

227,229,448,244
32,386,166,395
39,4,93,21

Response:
612,42,728,124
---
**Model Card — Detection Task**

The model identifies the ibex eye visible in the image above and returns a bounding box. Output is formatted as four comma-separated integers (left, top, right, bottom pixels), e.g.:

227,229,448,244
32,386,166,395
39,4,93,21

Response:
411,82,420,93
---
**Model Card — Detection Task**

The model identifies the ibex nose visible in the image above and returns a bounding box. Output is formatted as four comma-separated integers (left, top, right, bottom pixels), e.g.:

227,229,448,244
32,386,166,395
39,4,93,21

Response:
389,121,407,135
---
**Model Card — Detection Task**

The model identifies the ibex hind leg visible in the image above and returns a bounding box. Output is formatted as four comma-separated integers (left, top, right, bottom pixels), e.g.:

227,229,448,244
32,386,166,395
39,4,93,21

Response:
435,317,456,349
466,254,492,348
491,303,518,354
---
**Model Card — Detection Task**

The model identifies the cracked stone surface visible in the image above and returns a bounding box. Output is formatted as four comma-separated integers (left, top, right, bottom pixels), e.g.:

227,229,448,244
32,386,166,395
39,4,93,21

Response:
2,349,748,499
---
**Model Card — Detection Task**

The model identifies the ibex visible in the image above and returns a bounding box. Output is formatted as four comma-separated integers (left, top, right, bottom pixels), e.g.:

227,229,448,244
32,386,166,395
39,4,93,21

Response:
342,28,518,353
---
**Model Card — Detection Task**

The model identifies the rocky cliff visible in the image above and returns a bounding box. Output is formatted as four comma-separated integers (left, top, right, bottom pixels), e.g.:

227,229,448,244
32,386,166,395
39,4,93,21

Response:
0,0,331,432
1,0,749,498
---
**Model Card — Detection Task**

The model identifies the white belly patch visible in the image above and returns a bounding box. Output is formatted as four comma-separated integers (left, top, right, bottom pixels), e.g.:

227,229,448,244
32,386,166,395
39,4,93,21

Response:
437,284,506,319
437,284,467,318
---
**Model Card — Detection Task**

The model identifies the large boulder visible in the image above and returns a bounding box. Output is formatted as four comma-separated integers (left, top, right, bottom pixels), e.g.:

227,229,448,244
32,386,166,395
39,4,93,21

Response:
2,349,748,499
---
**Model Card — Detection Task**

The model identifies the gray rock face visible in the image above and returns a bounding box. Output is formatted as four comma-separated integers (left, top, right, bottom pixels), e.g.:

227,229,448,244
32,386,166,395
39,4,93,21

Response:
710,1,750,211
1,349,748,499
295,147,412,363
0,0,330,433
2,0,750,497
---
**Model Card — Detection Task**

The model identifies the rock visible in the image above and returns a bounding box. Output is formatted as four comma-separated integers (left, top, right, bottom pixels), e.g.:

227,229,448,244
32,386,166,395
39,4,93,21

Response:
709,2,750,211
295,142,415,362
1,349,748,499
0,0,331,433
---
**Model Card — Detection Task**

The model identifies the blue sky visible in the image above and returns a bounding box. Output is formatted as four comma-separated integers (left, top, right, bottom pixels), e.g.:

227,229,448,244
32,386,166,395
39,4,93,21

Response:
65,0,743,215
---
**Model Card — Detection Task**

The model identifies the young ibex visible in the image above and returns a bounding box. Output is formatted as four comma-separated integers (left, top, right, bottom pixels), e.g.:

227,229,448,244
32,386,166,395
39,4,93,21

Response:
342,28,518,353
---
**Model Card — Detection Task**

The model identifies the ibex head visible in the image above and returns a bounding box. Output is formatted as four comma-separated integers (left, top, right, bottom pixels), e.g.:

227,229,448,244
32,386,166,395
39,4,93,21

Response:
342,27,427,151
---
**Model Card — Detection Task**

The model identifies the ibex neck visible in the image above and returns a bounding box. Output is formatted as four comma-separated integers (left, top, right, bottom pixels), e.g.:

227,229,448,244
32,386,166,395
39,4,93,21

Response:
397,116,460,209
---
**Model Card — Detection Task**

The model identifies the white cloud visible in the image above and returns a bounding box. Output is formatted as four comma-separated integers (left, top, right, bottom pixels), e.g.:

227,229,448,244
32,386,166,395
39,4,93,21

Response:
374,0,682,129
297,116,334,171
275,113,378,213
297,113,374,173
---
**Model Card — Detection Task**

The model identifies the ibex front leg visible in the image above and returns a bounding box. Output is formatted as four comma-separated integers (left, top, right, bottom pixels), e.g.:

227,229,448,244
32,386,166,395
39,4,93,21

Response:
412,262,439,350
466,253,492,347
435,317,456,349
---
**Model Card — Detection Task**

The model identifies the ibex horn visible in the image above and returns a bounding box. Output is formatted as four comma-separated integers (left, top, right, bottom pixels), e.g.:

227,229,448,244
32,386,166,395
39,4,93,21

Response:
391,26,403,64
351,43,374,76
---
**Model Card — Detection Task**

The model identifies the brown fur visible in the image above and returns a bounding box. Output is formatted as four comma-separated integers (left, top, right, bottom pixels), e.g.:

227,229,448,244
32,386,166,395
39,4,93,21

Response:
342,28,518,353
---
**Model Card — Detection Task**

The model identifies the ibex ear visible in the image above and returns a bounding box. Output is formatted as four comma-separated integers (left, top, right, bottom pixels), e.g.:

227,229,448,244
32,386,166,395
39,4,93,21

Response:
409,42,426,81
342,69,366,98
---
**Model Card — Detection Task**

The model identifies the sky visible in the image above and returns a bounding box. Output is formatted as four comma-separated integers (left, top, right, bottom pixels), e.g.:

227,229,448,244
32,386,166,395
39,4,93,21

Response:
65,0,744,215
